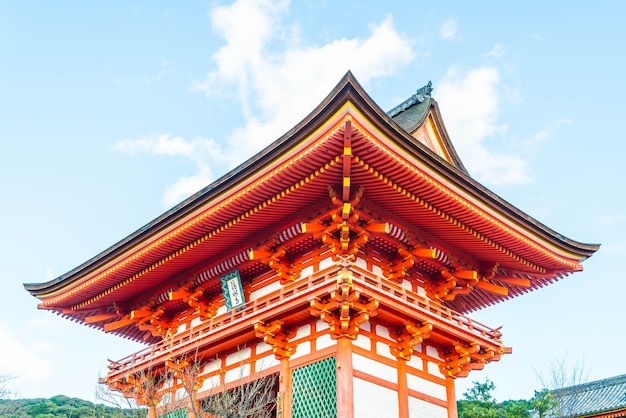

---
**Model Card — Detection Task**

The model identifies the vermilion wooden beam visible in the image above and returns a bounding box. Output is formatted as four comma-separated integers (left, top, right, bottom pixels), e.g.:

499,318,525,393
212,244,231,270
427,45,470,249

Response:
85,313,118,324
130,308,153,319
104,318,135,332
476,281,508,296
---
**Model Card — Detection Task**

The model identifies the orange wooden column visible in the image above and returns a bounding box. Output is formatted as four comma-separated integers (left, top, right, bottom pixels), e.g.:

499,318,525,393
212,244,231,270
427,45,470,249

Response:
397,358,409,417
336,337,354,418
147,406,157,418
446,376,458,418
280,357,293,418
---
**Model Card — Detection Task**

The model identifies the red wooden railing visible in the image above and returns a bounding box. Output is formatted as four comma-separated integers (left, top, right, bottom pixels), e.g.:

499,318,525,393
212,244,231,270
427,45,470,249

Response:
106,262,503,380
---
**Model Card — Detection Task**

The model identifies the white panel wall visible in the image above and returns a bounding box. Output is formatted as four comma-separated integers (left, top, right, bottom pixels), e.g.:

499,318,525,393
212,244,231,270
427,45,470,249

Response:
408,397,447,418
225,363,250,383
406,373,446,400
353,377,398,418
249,280,282,300
255,356,280,372
353,354,397,384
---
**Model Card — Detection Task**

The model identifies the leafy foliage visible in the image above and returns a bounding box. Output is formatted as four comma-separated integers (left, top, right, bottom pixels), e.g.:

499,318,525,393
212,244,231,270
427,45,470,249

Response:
531,389,558,418
0,394,144,417
457,379,534,418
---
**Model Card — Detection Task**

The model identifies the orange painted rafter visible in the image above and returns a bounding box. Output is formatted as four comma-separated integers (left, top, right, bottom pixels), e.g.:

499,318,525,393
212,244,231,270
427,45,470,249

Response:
354,155,551,273
345,113,584,270
38,113,350,307
62,159,340,311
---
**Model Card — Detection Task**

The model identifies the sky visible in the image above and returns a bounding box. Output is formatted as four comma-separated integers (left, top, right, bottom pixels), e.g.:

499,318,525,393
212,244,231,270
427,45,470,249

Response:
1,0,624,405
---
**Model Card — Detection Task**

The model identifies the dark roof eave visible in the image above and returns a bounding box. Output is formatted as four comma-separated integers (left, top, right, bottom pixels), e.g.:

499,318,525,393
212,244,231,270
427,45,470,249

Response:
24,71,599,298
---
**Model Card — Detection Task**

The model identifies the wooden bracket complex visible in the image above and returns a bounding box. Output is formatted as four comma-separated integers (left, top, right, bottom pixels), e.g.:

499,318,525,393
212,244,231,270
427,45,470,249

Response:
254,319,297,359
389,320,433,360
310,268,379,339
438,342,505,378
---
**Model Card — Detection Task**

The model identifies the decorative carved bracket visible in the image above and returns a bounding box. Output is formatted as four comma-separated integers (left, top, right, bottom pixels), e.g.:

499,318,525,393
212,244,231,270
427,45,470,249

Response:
389,320,433,360
110,373,165,407
254,319,297,359
310,269,378,339
438,342,505,378
250,244,302,285
382,238,438,283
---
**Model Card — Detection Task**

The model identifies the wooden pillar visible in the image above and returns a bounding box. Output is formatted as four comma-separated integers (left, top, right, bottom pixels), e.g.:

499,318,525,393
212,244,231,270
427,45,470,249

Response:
446,376,458,418
336,337,354,418
280,357,292,418
397,358,409,417
147,406,157,418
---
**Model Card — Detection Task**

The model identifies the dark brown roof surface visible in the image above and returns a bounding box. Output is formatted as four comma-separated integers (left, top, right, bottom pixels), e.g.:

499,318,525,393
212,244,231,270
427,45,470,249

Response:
550,374,626,417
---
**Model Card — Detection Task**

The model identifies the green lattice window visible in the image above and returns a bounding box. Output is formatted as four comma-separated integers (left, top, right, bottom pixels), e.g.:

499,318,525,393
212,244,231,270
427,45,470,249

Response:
291,356,336,418
159,407,187,418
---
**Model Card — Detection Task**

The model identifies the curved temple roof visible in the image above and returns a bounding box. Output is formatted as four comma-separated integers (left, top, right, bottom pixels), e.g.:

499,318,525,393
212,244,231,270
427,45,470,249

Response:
24,72,599,341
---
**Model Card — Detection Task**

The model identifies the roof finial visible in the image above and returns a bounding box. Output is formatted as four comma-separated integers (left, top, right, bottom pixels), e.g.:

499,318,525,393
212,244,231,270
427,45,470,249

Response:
387,81,433,117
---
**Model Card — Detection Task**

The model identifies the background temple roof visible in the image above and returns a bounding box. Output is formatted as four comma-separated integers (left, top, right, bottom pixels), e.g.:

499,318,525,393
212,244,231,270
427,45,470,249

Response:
547,375,626,417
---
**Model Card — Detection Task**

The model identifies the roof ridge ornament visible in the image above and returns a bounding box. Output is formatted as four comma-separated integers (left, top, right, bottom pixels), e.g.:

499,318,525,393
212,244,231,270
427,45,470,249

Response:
387,81,433,117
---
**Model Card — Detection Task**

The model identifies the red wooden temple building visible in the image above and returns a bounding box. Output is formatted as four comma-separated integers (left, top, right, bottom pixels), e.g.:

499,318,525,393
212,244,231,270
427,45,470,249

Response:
25,73,598,417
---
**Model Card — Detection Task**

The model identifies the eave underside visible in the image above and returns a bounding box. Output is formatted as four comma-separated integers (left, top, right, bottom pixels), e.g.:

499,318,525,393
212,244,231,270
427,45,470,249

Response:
29,114,594,344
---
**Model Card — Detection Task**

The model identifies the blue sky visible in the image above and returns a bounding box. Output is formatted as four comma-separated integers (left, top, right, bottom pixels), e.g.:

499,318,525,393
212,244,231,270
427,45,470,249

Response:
1,0,624,403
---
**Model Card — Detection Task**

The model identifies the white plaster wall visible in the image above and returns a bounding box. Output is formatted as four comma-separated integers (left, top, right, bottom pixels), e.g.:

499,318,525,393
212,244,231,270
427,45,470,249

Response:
317,319,329,331
408,396,447,418
249,280,281,300
225,363,251,383
399,279,412,292
407,354,423,371
198,374,221,392
295,323,311,339
290,341,310,359
256,341,272,355
371,264,382,276
406,373,446,400
255,356,280,372
316,333,334,350
204,358,222,374
353,353,396,384
375,324,390,340
319,256,334,271
216,304,227,316
377,341,396,360
300,265,314,278
425,345,441,360
353,333,370,350
175,323,187,335
353,377,398,417
355,256,368,269
225,347,251,366
190,316,203,330
427,361,444,378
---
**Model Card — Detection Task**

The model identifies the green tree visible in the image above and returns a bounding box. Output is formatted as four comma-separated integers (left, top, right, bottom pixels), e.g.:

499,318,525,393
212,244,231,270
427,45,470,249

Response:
531,389,558,418
502,399,531,417
458,379,503,418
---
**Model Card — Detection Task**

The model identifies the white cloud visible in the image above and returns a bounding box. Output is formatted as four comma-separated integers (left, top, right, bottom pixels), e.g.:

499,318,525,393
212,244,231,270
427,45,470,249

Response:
483,43,504,58
436,66,532,185
114,134,222,206
195,4,413,163
439,18,461,41
522,118,572,152
119,0,414,207
0,321,54,380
